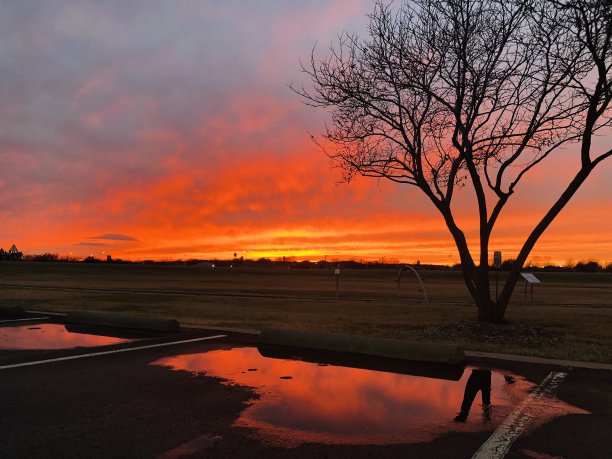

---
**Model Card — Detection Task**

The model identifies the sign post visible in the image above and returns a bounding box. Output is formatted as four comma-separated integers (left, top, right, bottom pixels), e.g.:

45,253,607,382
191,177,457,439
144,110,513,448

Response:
334,266,341,298
520,272,541,302
493,251,502,301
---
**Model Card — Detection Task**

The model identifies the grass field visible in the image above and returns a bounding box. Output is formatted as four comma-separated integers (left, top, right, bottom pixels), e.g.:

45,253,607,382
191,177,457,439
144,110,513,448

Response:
1,261,611,363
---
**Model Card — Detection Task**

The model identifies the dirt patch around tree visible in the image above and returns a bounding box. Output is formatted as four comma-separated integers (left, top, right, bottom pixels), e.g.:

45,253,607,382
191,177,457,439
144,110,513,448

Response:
424,320,564,347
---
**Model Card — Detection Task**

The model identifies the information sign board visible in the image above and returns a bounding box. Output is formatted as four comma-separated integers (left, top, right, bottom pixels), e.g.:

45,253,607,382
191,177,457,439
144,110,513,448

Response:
520,272,541,284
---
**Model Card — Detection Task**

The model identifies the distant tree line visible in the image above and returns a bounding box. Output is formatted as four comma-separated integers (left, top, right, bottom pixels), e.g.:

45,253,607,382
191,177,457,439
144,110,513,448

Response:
454,259,612,273
22,253,60,262
8,253,612,273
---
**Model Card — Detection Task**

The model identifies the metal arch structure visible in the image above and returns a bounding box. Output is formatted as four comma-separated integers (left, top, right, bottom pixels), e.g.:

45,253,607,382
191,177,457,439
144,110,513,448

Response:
397,265,428,302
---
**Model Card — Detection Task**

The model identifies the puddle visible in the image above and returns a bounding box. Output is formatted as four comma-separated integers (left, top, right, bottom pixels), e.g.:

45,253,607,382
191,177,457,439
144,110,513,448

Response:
152,347,543,447
0,323,139,350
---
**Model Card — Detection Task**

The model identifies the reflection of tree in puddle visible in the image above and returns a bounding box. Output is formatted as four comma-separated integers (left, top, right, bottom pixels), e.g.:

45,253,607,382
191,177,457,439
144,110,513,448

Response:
454,369,493,423
153,348,531,446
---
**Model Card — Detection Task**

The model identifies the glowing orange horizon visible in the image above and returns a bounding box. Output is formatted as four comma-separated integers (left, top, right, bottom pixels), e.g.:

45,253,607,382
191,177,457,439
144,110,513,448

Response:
11,216,612,267
6,147,611,266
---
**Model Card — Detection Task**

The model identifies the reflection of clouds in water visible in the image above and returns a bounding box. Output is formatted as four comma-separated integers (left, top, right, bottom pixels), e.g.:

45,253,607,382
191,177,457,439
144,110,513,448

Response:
0,324,133,350
152,348,527,446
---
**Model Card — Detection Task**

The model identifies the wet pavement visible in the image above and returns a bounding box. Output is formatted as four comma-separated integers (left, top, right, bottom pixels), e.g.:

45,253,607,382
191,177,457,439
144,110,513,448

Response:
0,321,610,458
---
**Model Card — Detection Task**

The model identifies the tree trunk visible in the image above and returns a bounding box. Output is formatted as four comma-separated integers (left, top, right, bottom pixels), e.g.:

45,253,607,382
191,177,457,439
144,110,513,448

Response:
473,266,504,323
474,295,505,323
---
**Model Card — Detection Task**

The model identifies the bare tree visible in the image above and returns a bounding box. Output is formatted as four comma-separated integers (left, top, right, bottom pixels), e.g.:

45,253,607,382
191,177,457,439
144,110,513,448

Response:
295,0,611,322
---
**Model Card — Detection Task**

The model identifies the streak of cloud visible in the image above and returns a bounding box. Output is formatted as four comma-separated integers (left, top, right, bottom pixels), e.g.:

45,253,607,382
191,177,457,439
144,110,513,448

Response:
89,234,139,241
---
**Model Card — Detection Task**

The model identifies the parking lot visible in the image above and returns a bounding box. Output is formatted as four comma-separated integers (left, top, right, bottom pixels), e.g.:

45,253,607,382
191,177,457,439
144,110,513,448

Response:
1,313,611,458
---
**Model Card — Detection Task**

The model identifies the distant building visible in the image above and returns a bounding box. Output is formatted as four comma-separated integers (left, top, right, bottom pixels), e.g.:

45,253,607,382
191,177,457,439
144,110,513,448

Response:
0,244,23,261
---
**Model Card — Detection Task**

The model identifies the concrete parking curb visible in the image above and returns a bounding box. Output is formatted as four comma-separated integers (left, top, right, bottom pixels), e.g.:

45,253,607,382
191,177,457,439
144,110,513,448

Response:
65,311,180,332
465,350,612,371
258,328,466,365
181,323,260,335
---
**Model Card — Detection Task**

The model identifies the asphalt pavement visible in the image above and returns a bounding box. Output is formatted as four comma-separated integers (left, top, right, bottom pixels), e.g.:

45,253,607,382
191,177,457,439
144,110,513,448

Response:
0,318,610,458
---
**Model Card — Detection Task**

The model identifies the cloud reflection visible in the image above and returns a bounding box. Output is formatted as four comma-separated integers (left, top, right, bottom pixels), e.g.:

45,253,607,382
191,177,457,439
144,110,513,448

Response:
0,323,135,350
153,348,527,446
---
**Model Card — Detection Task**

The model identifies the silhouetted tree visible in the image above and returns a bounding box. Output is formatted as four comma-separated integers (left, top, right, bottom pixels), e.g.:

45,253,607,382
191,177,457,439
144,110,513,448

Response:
82,256,101,263
296,0,612,322
574,260,602,272
23,253,58,262
501,259,517,272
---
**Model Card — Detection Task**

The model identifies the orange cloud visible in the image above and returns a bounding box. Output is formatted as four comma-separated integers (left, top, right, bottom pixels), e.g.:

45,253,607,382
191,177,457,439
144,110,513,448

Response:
4,141,611,265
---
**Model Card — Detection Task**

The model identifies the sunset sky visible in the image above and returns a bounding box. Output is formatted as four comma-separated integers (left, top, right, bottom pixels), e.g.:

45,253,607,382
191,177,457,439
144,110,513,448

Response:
1,0,611,265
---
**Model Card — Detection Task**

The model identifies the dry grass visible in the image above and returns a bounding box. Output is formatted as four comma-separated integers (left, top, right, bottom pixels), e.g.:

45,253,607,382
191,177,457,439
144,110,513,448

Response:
1,262,611,362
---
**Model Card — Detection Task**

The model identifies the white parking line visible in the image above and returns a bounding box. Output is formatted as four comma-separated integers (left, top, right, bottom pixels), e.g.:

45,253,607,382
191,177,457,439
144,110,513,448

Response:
0,334,227,370
471,371,568,459
0,317,50,324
